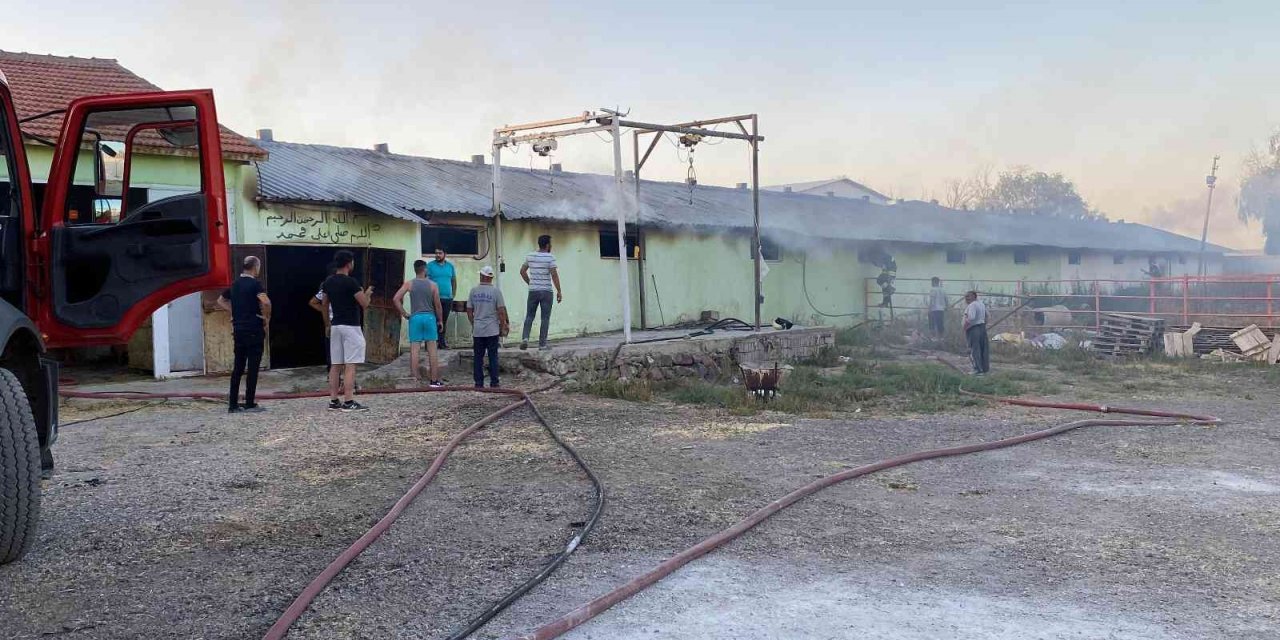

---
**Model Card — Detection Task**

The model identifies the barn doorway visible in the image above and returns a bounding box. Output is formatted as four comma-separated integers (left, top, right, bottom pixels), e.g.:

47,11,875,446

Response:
265,245,355,368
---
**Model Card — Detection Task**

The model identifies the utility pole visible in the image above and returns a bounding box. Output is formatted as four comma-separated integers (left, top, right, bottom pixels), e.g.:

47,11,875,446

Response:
1197,155,1220,278
607,109,632,343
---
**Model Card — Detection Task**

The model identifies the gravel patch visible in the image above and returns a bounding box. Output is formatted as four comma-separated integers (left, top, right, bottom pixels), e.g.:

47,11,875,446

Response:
1,371,1277,639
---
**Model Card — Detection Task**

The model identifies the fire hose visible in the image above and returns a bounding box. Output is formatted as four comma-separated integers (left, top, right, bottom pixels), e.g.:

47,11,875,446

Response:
63,384,604,640
505,394,1219,640
65,385,1220,639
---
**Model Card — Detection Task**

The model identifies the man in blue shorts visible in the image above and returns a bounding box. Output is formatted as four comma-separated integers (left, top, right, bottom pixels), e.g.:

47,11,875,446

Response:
393,259,444,386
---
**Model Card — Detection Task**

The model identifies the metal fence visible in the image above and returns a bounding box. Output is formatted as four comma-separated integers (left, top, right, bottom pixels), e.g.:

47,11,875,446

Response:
865,275,1280,330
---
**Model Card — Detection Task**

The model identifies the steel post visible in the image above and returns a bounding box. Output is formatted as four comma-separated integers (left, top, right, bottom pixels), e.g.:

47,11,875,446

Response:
612,116,632,343
751,115,761,332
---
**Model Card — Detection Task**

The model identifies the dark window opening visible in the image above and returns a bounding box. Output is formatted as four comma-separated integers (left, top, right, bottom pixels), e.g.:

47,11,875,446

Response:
946,249,966,264
1013,249,1030,264
600,228,641,259
421,225,479,256
1068,251,1082,265
1177,254,1187,265
1113,254,1125,265
756,237,782,262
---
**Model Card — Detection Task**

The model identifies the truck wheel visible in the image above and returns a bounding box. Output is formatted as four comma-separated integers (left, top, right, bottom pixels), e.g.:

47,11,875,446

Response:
0,368,40,564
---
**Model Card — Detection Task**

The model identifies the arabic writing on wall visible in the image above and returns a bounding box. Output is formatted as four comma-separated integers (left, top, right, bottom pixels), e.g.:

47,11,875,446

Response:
262,210,384,244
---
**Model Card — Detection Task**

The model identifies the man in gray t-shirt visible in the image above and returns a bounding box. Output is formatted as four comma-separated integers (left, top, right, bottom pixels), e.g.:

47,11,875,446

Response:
468,265,509,387
962,290,989,375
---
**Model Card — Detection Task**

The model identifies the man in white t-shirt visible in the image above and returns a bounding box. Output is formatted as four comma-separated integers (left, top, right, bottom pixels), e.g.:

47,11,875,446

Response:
519,234,562,351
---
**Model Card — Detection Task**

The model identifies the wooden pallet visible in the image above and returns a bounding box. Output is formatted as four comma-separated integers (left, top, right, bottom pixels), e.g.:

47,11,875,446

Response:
1090,313,1164,356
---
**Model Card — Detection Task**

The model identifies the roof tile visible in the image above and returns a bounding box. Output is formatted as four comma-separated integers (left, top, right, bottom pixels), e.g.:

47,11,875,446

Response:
0,50,264,160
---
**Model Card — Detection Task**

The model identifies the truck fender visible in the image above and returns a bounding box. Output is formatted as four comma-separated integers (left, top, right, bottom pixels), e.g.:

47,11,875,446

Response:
0,298,56,453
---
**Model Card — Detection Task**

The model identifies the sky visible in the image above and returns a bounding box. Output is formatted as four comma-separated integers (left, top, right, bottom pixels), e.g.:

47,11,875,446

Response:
4,0,1278,250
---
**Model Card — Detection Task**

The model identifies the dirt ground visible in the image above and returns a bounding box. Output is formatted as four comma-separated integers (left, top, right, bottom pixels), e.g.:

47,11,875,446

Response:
1,355,1278,639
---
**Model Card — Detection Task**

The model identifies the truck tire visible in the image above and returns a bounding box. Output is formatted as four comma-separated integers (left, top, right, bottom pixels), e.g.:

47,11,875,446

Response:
0,367,40,564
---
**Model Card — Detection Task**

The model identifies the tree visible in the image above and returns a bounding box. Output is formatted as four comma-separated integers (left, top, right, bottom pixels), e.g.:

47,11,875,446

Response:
978,167,1103,220
1239,131,1280,254
942,164,994,210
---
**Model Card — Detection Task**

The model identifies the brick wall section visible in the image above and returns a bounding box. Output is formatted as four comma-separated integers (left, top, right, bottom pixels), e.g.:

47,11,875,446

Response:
514,327,836,383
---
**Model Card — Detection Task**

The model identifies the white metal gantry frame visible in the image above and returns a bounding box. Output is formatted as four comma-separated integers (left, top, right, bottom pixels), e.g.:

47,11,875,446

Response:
491,111,764,343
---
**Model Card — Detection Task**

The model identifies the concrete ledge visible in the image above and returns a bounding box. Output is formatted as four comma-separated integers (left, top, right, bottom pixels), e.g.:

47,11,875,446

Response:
459,326,836,382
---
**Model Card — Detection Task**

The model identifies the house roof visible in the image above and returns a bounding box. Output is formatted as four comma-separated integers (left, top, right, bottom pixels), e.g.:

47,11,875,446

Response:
0,51,264,161
255,139,1230,254
763,176,891,200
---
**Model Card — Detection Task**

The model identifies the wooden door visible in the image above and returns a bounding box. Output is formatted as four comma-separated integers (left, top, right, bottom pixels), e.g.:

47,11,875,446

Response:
362,248,404,364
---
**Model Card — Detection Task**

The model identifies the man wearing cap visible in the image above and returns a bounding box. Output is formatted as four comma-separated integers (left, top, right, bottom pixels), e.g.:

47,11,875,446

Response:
393,259,445,387
467,265,509,388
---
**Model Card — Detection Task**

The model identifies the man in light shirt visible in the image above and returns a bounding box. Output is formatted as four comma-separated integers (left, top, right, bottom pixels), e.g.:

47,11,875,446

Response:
927,276,948,337
519,234,562,351
962,290,990,375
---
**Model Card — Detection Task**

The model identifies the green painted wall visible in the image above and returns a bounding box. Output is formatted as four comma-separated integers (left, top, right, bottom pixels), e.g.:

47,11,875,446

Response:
21,143,251,223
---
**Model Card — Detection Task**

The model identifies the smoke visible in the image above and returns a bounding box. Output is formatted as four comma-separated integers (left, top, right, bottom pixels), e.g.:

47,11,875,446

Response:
1140,182,1261,252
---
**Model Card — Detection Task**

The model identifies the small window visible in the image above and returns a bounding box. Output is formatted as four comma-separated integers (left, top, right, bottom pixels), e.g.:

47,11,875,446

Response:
1177,254,1187,265
1013,249,1030,265
421,225,479,255
946,249,966,264
599,228,641,259
1113,254,1125,265
1068,251,1082,265
755,237,782,262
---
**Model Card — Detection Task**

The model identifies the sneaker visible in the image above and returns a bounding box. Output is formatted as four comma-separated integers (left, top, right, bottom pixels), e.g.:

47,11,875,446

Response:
429,380,444,388
243,404,267,413
538,344,550,351
228,406,243,414
474,384,485,389
490,382,501,389
341,400,369,412
519,342,528,351
327,399,343,411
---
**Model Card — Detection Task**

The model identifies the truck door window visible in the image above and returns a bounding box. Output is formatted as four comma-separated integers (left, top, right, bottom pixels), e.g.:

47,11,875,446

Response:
63,105,201,225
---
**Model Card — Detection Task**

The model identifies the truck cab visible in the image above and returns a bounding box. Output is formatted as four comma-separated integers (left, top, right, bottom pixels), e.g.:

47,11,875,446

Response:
0,69,231,564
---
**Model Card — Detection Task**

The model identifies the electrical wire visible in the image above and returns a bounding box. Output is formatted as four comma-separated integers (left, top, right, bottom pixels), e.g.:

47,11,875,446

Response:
799,255,863,318
444,396,605,640
58,400,168,427
509,397,1220,640
64,384,603,640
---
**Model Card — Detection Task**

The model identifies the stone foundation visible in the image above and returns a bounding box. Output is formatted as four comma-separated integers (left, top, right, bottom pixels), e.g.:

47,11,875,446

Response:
489,327,836,383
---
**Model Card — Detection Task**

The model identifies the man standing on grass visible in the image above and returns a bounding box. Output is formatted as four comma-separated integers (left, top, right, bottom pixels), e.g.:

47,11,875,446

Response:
426,248,457,350
467,265,508,388
217,255,270,414
322,250,373,411
520,234,562,351
393,259,444,387
962,290,990,375
928,276,948,337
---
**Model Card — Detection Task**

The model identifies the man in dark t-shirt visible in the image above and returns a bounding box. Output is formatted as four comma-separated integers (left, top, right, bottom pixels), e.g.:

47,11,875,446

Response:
320,250,372,412
217,256,271,413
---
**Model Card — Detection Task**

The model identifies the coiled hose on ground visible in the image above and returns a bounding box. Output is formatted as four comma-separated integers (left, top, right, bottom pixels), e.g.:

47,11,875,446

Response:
506,393,1219,640
63,384,604,640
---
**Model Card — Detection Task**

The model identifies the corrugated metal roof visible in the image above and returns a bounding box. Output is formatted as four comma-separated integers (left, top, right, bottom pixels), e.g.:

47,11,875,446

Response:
255,140,1229,254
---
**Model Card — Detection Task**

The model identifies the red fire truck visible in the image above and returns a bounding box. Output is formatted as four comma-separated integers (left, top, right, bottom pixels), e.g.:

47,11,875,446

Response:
0,70,232,563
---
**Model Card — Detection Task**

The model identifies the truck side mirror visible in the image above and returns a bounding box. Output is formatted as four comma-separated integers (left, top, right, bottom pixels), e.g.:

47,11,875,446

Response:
94,140,126,198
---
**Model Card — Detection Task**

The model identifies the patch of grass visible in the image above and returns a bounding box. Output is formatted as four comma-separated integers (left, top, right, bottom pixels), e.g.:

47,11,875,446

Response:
656,359,1032,416
835,325,872,347
796,346,847,368
582,378,654,402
